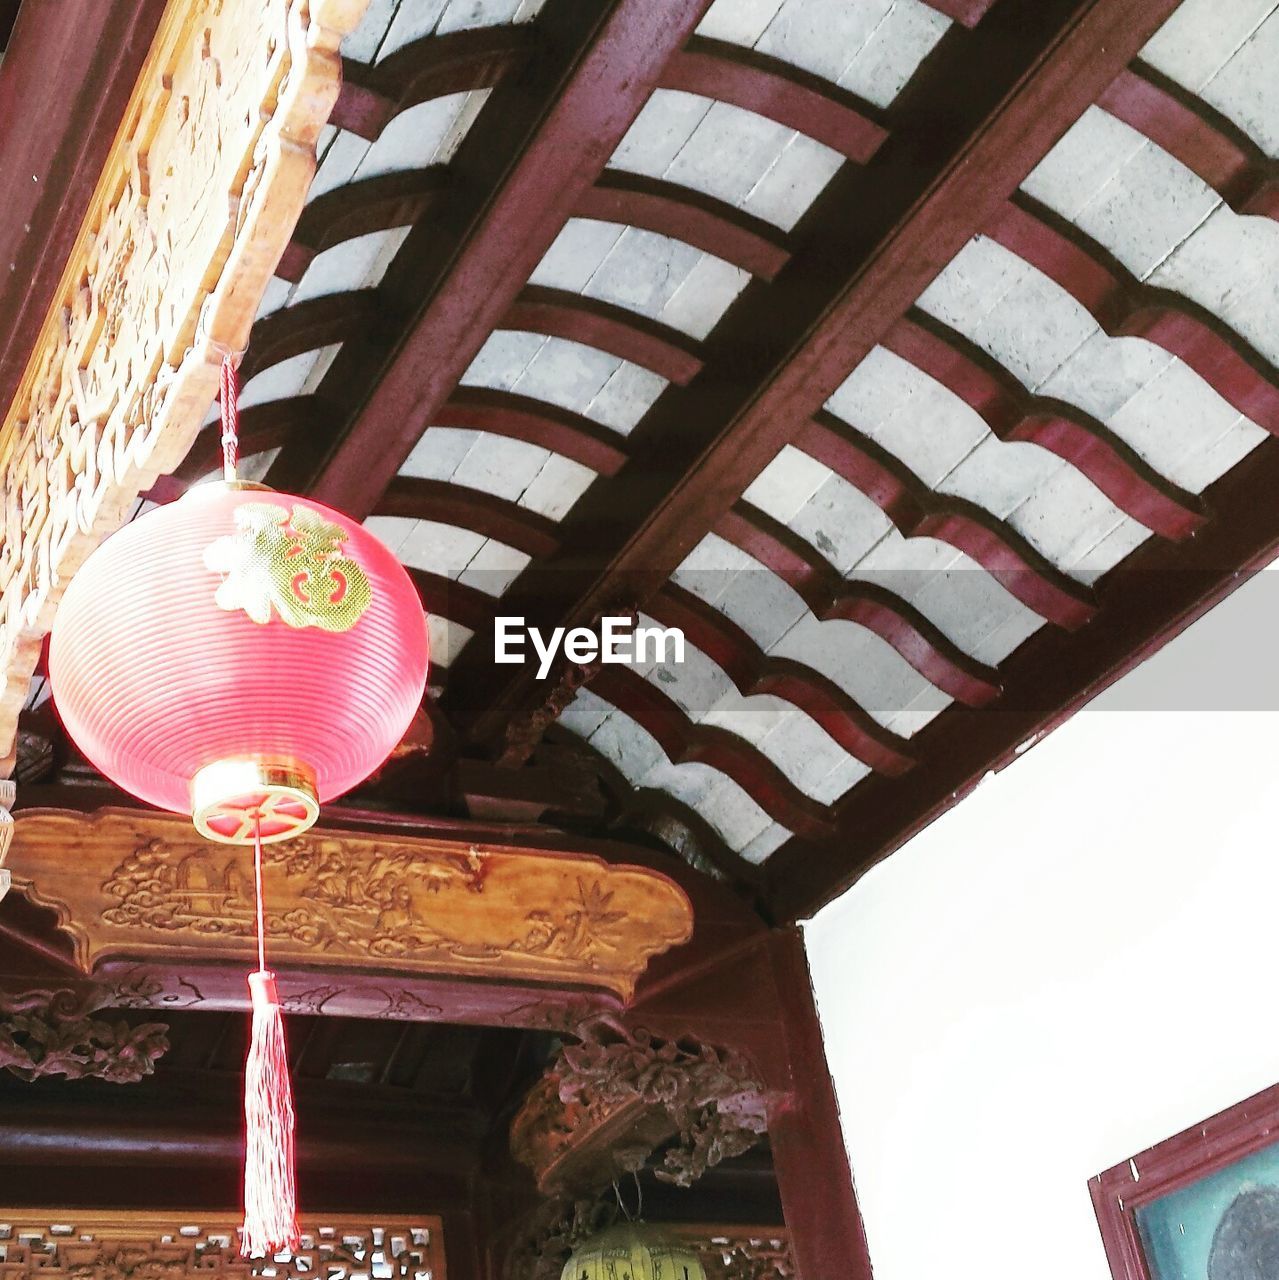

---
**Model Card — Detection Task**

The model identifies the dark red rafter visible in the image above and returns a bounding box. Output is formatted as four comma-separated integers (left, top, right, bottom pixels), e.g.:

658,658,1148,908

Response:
1098,62,1279,222
588,664,837,840
447,0,1188,755
283,0,719,510
503,286,704,385
717,503,1001,707
405,568,498,636
375,477,561,559
330,25,535,140
650,584,916,777
438,387,628,476
277,168,790,300
278,167,452,283
987,194,1279,434
659,37,889,164
795,410,1097,628
883,311,1207,541
174,398,333,483
578,172,792,280
238,291,378,384
925,0,1002,25
0,1,20,50
764,435,1279,920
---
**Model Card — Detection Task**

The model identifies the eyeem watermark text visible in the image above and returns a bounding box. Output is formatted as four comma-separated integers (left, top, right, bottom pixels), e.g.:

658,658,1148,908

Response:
494,616,685,679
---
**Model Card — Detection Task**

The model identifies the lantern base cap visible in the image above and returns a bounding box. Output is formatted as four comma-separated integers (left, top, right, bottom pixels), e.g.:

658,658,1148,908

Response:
191,758,319,844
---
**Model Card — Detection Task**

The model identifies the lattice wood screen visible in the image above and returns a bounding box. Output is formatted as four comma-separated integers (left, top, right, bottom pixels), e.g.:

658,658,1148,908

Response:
0,1211,445,1277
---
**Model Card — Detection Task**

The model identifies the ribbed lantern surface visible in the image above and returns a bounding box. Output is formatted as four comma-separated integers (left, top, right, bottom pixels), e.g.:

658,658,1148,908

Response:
49,484,428,823
560,1225,707,1280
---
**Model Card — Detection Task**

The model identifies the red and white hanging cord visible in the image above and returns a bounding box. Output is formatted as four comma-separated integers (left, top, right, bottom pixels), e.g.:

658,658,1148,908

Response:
241,812,301,1257
221,356,301,1259
220,355,240,483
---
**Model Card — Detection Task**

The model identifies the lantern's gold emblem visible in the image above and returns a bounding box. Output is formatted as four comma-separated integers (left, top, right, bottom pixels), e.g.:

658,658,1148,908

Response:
204,502,371,631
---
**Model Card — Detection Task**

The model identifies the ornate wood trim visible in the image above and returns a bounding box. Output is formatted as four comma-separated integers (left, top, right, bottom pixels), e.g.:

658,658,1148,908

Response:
5,808,693,1001
668,1226,795,1280
510,1018,769,1196
0,0,367,755
0,986,167,1083
0,1210,445,1277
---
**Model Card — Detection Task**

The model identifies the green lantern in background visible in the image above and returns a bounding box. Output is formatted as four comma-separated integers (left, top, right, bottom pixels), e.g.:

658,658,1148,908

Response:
560,1223,707,1280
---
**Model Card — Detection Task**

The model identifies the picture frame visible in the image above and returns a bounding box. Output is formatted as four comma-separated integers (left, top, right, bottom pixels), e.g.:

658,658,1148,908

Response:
1092,1081,1279,1280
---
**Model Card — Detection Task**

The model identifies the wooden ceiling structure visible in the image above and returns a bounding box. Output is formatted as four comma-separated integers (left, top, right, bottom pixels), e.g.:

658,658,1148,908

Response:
130,0,1275,922
0,0,1276,1277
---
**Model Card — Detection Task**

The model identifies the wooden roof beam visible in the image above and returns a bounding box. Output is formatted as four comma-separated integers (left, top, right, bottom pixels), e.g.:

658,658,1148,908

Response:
765,436,1279,919
280,0,717,509
442,0,1185,902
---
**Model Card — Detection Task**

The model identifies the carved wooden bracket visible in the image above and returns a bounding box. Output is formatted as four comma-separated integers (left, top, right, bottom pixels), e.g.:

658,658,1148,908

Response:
0,1210,444,1277
0,0,368,755
5,808,693,1002
0,986,167,1084
510,1018,770,1196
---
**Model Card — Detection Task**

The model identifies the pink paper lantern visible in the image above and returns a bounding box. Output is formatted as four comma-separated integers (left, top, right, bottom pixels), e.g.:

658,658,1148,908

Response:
49,482,428,842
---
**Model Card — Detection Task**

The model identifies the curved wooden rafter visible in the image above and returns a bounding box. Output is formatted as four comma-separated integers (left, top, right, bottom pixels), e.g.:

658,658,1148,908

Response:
650,584,916,777
503,286,705,386
795,409,1098,627
376,476,561,559
1098,63,1279,222
588,664,839,841
404,567,498,635
275,165,791,301
278,167,452,283
438,387,628,477
883,310,1207,541
716,503,1002,707
239,290,379,384
661,37,889,165
578,171,793,281
278,165,791,305
925,0,1001,25
332,25,535,141
987,194,1279,434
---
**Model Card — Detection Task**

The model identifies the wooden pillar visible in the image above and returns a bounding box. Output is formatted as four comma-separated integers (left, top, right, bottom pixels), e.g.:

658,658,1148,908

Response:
761,928,873,1280
627,925,874,1280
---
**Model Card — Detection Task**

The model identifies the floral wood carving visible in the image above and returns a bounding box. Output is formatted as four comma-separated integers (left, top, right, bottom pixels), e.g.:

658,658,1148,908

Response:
0,988,167,1084
510,1018,770,1195
0,0,368,755
0,1210,444,1277
686,1230,796,1280
6,808,693,1000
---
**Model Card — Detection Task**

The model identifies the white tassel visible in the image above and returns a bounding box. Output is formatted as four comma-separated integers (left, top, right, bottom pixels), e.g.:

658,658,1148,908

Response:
241,969,300,1257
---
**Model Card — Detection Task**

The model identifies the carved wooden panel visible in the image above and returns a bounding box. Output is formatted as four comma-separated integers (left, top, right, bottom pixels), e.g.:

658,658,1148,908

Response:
668,1227,795,1280
511,1020,769,1195
0,1211,444,1277
6,809,693,1000
0,987,167,1083
0,0,367,754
